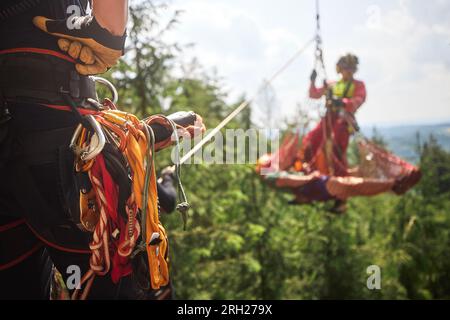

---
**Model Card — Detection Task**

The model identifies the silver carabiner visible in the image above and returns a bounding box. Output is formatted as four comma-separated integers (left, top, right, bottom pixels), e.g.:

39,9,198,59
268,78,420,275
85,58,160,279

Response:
90,76,119,104
69,115,106,161
69,123,83,151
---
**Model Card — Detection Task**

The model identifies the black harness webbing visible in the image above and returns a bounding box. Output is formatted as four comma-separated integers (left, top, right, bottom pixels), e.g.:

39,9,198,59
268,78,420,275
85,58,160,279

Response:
0,52,97,107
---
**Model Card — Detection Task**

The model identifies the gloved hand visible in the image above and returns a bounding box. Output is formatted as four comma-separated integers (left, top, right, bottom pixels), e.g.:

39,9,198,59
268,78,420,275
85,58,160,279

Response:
160,166,176,179
33,15,126,75
310,69,317,83
147,111,206,152
150,111,205,144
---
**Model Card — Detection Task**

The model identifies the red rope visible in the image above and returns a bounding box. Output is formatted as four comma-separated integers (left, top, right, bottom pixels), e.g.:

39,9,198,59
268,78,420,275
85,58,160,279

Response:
72,154,140,299
0,47,76,64
41,103,99,115
0,219,26,233
26,223,91,254
0,243,44,271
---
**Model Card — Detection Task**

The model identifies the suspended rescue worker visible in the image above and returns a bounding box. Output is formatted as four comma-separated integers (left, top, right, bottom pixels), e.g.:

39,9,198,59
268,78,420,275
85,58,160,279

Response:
302,53,367,177
0,0,205,299
256,152,421,214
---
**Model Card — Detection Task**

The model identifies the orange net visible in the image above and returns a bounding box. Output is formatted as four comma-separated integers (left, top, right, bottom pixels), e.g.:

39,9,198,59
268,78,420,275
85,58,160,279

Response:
257,132,421,197
357,139,421,194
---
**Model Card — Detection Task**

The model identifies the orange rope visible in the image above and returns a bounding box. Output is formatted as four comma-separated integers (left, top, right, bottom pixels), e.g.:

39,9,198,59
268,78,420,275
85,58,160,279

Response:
72,107,172,299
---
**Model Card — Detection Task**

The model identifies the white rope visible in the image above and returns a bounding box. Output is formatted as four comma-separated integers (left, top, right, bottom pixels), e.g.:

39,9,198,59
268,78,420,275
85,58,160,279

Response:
179,36,316,165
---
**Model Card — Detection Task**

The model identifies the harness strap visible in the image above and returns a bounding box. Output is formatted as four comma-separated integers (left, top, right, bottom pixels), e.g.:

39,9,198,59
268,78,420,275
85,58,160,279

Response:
0,48,96,107
26,222,91,254
342,80,353,99
0,48,75,63
0,219,26,232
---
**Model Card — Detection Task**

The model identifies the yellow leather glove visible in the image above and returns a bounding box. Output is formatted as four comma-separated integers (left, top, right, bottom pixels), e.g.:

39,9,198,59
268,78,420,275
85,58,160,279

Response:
33,15,126,75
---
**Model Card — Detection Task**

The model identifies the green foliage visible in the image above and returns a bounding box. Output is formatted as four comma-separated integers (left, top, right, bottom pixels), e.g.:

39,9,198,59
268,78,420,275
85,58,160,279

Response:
108,2,450,300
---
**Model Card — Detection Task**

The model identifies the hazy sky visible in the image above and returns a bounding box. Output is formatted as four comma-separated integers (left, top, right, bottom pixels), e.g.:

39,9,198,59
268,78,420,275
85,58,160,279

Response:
162,0,450,127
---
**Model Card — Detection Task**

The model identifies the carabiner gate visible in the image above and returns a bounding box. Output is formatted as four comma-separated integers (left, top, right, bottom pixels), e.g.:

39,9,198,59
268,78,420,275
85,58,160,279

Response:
69,115,106,161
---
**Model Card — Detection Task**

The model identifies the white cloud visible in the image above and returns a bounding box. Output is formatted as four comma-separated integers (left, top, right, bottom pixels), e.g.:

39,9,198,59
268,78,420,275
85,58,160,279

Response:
348,0,450,125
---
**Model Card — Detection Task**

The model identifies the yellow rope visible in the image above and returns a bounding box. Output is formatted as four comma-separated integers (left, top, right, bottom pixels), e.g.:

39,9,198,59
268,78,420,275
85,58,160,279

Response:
74,109,170,299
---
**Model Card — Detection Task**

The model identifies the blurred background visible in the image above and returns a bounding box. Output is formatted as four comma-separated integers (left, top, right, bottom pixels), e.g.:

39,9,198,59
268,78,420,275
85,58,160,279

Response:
103,0,450,299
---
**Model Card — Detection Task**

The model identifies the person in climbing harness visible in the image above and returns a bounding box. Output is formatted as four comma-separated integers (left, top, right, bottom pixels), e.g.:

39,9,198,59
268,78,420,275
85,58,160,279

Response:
302,53,367,177
0,0,205,300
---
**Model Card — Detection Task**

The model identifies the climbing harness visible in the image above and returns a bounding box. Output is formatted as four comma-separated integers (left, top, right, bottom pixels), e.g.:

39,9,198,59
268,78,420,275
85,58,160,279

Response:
0,48,97,107
0,46,201,299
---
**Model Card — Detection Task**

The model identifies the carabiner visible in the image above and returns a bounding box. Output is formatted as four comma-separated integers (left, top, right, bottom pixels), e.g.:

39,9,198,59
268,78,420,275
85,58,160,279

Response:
69,123,83,151
69,115,106,161
82,115,106,161
91,76,119,104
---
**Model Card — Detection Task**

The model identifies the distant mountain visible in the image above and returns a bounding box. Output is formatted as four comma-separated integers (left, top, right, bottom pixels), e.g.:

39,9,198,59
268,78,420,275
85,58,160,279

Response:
361,123,450,163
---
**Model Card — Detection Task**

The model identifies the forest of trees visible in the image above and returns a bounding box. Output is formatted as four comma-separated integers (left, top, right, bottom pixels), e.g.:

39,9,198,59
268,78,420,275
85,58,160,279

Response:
103,2,450,300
